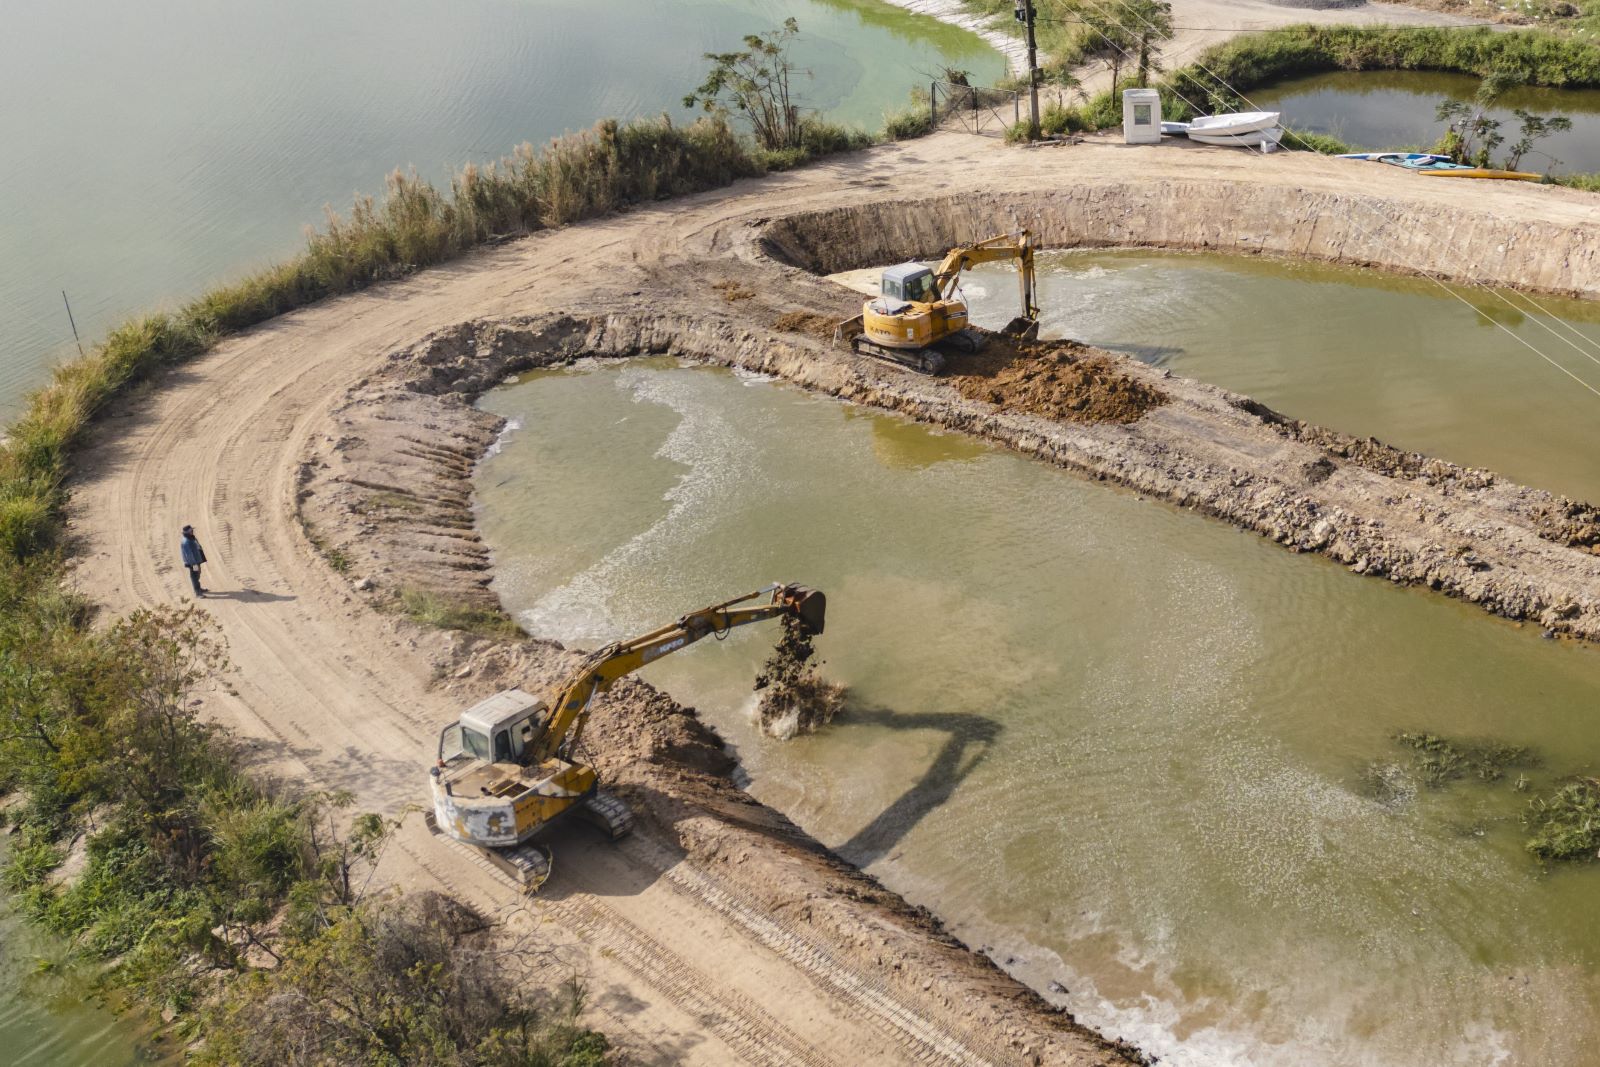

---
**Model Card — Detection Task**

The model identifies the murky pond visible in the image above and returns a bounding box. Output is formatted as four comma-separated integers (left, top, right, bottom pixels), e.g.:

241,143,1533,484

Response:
1251,70,1600,172
961,250,1600,502
476,356,1600,1067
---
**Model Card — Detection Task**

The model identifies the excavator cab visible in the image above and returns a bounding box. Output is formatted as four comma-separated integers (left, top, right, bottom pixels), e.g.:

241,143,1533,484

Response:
877,263,938,308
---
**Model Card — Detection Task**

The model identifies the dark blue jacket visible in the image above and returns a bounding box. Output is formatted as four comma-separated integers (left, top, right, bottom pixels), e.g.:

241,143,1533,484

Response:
181,535,206,568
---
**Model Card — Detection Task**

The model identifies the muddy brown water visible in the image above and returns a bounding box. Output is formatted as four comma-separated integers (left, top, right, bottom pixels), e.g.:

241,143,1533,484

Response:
476,347,1600,1065
960,249,1600,503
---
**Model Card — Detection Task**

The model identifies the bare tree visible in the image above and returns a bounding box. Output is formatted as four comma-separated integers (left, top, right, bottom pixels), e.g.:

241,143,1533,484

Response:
1505,109,1572,171
684,18,811,152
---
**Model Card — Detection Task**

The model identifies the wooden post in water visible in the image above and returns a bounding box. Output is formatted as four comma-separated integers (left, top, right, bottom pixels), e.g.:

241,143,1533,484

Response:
61,290,84,357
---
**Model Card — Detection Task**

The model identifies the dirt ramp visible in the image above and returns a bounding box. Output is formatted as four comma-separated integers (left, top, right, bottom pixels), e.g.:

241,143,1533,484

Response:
947,336,1168,424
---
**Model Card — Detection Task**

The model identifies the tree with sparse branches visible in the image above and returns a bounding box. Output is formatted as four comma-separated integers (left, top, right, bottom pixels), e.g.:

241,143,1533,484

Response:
684,18,810,152
1125,0,1174,86
1505,108,1572,171
1066,2,1138,91
1435,72,1517,167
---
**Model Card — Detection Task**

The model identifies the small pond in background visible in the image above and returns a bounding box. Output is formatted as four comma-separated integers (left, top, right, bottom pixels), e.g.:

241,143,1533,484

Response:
1251,69,1600,171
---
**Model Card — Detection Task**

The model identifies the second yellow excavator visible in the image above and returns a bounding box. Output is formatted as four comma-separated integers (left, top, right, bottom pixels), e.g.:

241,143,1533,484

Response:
427,583,825,889
837,229,1041,374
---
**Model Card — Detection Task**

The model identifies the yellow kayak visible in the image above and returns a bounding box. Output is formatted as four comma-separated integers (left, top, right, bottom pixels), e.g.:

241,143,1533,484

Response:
1417,168,1545,182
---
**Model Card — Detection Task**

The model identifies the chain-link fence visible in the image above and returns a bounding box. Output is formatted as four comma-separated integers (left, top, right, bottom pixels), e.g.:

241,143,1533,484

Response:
930,81,1021,137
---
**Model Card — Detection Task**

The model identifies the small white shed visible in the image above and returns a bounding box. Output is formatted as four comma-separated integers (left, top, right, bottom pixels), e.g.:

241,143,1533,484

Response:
1122,88,1161,144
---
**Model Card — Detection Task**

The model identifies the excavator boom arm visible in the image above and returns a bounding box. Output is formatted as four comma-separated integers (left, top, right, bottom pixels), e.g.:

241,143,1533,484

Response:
930,230,1040,325
533,583,825,762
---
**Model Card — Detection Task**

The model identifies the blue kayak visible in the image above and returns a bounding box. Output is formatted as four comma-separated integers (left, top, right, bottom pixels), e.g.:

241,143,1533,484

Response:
1337,152,1453,167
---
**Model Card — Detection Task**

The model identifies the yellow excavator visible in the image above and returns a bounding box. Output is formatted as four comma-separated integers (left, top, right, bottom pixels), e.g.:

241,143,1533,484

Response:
427,582,826,889
837,229,1041,374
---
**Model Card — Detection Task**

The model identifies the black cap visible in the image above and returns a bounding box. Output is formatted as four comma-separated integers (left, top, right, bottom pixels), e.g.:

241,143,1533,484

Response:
182,525,194,534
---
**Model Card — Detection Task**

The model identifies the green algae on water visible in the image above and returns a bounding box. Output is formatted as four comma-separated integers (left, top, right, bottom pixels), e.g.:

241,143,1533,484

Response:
1392,731,1536,788
1524,778,1600,863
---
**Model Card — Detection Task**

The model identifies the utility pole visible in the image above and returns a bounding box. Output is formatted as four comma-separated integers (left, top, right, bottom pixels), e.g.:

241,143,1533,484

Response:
1014,0,1040,140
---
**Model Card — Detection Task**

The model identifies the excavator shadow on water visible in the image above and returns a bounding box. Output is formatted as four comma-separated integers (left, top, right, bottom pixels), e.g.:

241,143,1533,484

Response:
836,706,1001,867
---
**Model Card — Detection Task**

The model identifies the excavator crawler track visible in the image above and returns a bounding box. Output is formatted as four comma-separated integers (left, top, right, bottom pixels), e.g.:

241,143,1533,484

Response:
577,789,636,840
425,810,552,893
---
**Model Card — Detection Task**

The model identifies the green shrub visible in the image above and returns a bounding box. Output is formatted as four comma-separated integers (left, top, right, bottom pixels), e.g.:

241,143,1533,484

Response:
0,491,54,561
196,893,610,1067
884,100,934,140
1552,170,1600,190
1003,119,1034,144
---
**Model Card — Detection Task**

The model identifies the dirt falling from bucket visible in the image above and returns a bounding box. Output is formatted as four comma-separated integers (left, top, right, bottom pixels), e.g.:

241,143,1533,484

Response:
754,615,847,739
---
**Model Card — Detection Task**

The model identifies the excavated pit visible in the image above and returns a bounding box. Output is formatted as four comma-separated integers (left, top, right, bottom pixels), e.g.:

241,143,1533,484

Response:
756,185,1600,299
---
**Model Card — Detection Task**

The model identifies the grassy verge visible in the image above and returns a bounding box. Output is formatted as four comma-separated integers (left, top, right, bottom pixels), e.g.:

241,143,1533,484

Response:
1163,24,1600,114
399,587,523,639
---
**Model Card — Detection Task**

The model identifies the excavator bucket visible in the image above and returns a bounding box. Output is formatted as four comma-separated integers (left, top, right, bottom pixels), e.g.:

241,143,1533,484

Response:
1001,315,1040,341
779,585,826,636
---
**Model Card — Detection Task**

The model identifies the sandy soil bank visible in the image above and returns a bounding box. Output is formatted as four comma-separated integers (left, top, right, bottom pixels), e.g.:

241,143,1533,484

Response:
67,132,1600,1064
882,0,1032,75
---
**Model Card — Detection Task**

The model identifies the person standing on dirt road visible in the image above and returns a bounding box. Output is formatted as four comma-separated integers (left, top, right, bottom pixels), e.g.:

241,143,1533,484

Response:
180,525,208,598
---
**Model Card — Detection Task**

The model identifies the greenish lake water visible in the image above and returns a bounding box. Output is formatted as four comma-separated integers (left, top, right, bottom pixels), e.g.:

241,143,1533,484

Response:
963,250,1600,503
476,248,1600,1065
1252,70,1600,172
0,867,154,1066
0,0,1000,418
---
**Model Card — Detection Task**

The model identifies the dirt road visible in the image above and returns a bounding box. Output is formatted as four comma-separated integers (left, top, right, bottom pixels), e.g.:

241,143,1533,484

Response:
1071,0,1485,99
67,133,1600,1063
889,0,1486,98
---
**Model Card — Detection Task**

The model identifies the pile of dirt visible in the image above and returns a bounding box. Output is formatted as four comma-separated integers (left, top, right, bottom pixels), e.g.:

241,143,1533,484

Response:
947,336,1166,424
772,310,840,342
1530,497,1600,549
753,616,846,740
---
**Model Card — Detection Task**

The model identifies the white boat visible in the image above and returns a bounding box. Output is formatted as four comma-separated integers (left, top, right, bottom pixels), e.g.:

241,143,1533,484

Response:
1186,111,1281,137
1187,126,1284,149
